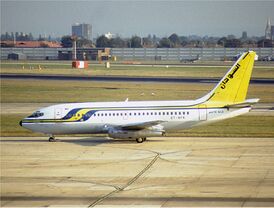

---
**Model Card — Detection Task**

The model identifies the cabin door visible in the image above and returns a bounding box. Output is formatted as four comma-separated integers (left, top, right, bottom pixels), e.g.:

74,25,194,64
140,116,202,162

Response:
55,108,63,119
198,104,207,121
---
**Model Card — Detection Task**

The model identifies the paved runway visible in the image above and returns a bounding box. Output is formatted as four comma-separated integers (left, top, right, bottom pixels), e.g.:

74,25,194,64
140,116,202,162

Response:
1,136,274,207
1,73,274,85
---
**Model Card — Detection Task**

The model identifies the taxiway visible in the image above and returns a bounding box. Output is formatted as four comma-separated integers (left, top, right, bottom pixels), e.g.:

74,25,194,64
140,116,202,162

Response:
1,136,274,207
1,73,274,85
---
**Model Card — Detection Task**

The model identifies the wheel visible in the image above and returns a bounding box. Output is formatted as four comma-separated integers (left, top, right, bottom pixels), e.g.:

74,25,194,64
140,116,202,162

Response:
49,137,55,142
136,138,144,143
49,137,57,142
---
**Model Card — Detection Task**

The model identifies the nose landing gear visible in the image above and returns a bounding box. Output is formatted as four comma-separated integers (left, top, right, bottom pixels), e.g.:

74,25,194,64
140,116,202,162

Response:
48,135,59,142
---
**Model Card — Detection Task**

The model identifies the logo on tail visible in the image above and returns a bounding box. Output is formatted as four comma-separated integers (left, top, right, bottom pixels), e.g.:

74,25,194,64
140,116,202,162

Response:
220,63,241,89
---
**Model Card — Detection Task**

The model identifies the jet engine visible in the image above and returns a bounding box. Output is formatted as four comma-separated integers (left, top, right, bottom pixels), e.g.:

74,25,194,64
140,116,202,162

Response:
108,129,165,140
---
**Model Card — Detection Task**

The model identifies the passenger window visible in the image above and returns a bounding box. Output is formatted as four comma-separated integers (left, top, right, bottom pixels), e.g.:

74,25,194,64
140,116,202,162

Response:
171,112,173,115
167,112,169,115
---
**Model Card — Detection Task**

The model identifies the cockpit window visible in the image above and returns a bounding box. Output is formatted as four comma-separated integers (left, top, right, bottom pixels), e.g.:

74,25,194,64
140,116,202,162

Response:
28,111,44,118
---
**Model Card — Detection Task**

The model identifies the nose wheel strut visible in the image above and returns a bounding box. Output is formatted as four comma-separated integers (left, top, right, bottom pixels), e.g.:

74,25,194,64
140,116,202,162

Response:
48,136,59,142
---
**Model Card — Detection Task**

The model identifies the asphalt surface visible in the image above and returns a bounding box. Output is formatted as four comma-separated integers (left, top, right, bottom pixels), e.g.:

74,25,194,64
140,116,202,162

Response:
1,73,274,84
1,136,274,207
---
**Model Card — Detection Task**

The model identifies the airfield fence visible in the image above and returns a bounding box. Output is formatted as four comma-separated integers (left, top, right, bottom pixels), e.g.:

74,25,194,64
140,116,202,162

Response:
111,48,274,61
1,47,273,61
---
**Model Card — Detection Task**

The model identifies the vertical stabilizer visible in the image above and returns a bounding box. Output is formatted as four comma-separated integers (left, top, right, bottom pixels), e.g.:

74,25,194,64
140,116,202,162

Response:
203,51,256,106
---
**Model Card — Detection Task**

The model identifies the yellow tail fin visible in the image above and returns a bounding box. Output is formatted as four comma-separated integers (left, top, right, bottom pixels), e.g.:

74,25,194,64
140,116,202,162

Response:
204,51,256,106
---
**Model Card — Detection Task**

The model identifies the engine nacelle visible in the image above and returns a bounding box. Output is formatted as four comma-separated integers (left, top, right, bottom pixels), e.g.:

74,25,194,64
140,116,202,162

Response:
108,129,165,140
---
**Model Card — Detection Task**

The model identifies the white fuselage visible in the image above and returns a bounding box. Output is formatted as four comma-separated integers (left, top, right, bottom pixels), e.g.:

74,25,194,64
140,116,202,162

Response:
21,100,251,136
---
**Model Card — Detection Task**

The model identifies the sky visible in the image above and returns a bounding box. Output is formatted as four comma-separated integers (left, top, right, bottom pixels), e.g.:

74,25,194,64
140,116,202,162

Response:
1,0,274,38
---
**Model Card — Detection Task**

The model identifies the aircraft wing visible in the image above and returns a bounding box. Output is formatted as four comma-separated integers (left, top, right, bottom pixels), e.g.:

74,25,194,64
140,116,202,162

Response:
118,120,165,130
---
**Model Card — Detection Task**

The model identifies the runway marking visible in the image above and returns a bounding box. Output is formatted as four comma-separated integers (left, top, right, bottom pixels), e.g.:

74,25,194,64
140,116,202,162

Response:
88,153,160,207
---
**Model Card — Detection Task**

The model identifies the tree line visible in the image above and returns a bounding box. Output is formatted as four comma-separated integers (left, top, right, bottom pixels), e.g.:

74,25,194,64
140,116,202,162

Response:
61,33,272,48
2,32,272,48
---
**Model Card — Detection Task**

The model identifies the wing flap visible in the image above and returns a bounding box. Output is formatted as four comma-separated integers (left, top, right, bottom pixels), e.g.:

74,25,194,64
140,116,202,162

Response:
118,120,165,130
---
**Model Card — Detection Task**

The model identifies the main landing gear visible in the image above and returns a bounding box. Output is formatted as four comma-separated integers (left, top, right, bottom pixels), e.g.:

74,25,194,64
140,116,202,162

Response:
136,137,146,143
48,135,59,142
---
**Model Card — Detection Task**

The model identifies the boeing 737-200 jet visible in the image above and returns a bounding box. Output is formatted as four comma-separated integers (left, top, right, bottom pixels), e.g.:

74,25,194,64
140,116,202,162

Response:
20,51,259,143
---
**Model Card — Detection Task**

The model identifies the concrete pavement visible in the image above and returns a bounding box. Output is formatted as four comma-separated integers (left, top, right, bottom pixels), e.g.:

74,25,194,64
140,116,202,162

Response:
1,136,274,207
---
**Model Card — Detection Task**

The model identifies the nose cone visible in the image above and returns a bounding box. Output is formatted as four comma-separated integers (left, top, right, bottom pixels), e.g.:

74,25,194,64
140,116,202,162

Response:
19,120,23,126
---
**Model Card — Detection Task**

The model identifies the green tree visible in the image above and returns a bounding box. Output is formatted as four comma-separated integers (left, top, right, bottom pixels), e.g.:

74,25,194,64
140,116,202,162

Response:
179,36,189,47
158,37,171,48
224,39,242,48
96,35,110,47
217,37,227,47
110,37,127,48
61,35,73,48
142,37,154,48
77,38,93,48
168,33,181,47
130,36,142,48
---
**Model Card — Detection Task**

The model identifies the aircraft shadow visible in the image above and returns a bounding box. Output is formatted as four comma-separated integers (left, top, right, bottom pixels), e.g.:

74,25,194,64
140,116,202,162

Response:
63,137,162,147
1,137,162,147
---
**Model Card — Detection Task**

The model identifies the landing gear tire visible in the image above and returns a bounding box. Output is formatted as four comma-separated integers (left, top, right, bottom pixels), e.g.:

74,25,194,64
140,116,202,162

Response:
49,137,59,142
136,137,145,143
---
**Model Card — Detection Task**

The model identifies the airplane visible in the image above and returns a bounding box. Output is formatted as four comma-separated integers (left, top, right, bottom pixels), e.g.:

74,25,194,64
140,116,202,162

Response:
20,51,259,143
180,54,201,63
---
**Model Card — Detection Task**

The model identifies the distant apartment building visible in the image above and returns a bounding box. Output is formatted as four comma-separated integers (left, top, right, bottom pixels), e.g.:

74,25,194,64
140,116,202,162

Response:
241,31,247,39
271,26,274,41
265,18,271,40
72,23,92,40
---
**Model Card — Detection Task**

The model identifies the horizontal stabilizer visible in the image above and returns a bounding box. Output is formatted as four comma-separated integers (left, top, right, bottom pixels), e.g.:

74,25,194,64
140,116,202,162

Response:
225,98,259,108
